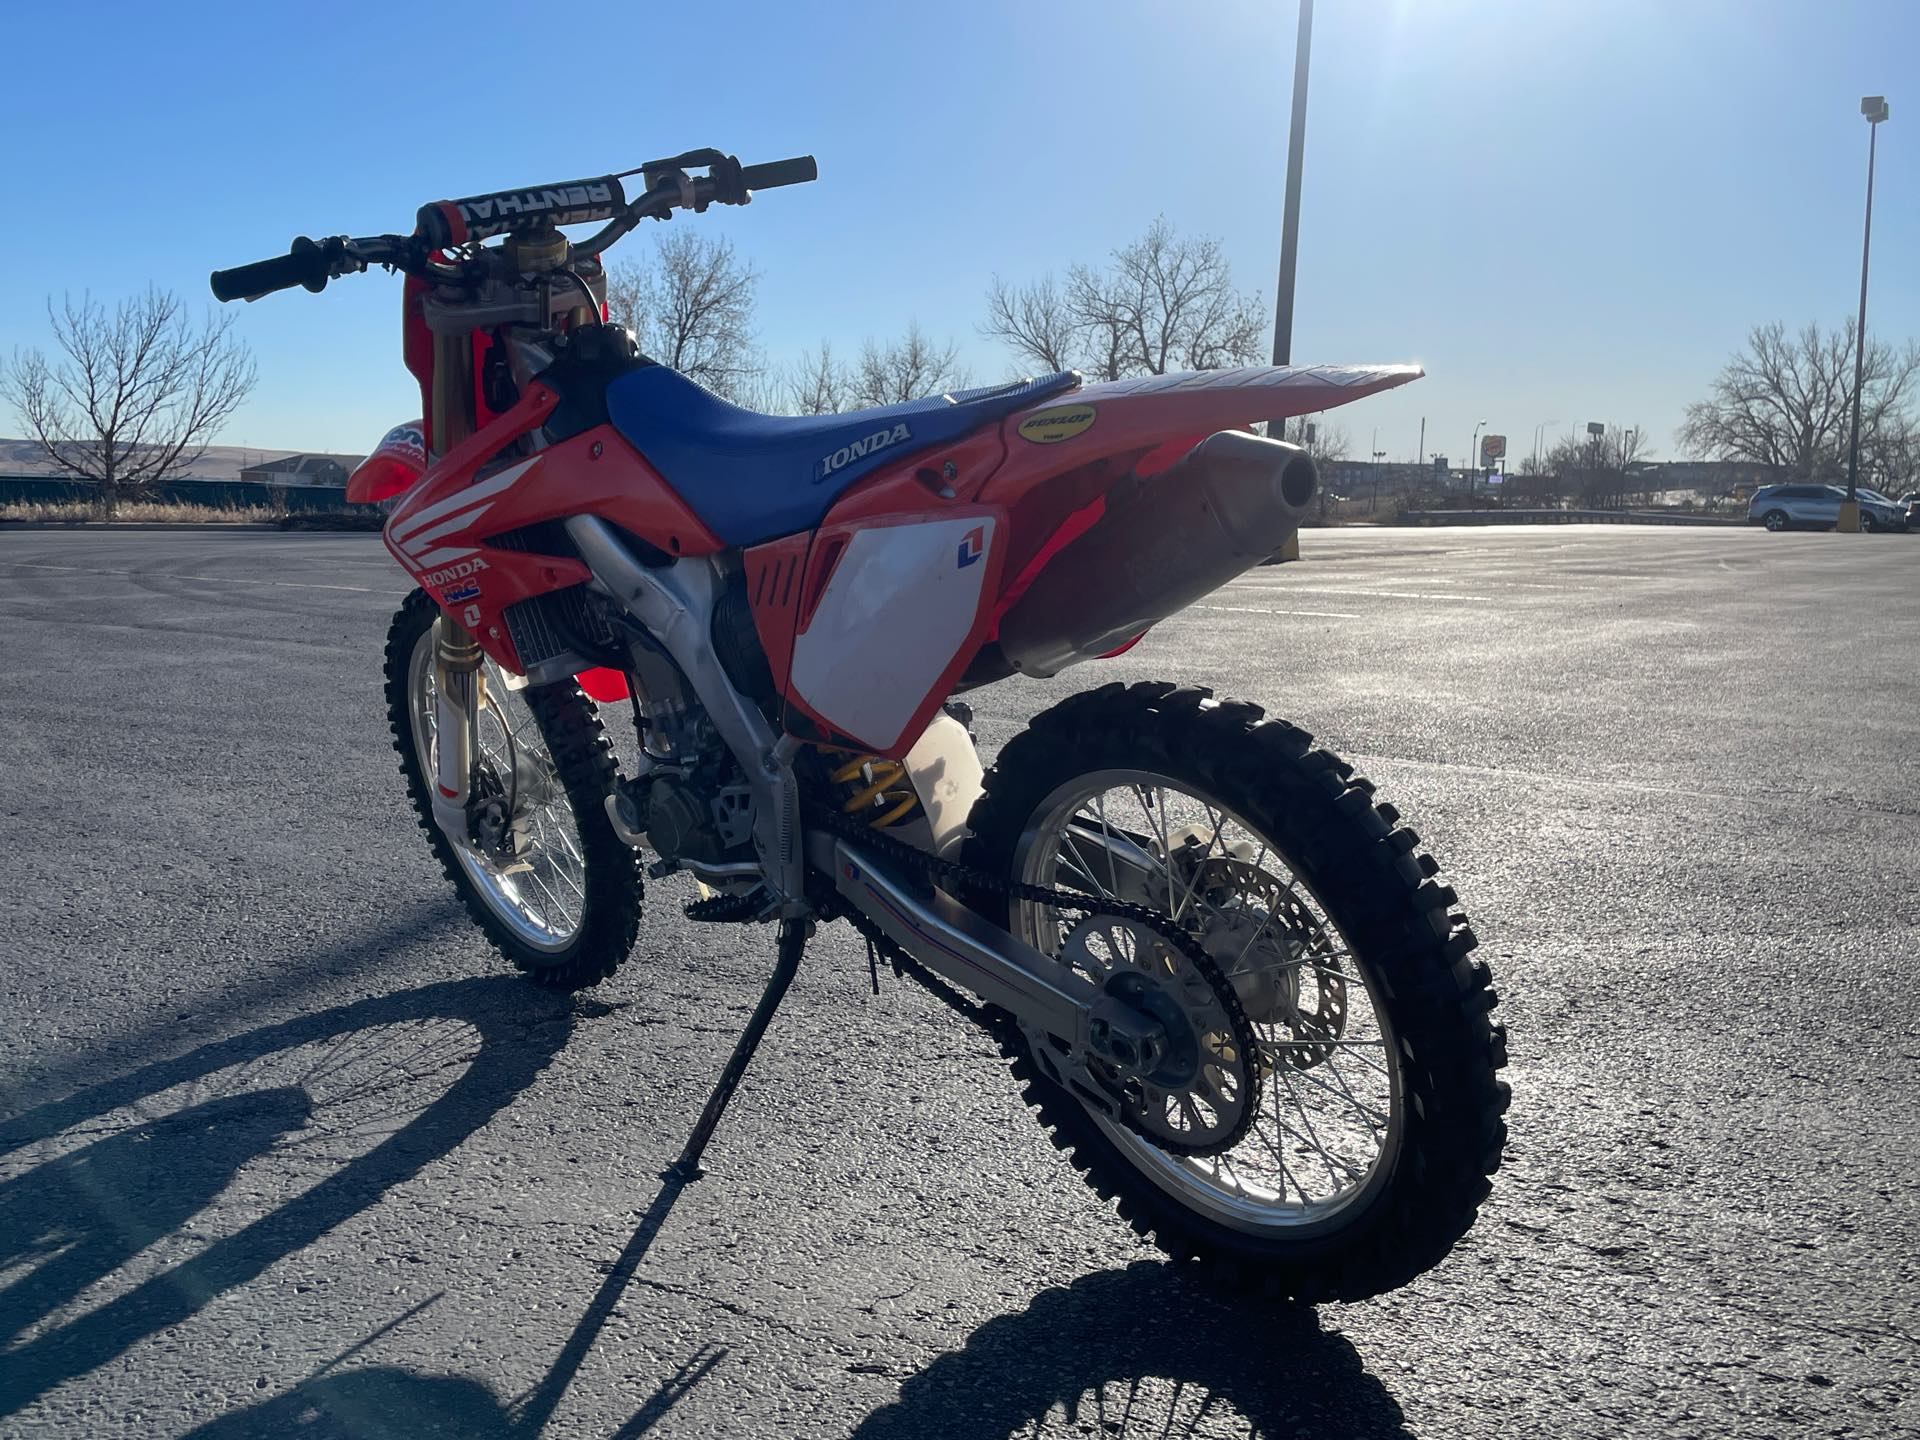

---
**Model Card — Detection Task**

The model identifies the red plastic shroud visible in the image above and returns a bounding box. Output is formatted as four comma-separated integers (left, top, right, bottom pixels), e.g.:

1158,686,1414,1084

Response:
381,382,721,678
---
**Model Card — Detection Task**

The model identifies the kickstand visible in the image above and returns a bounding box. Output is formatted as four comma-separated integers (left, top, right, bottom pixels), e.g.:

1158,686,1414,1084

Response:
664,915,808,1182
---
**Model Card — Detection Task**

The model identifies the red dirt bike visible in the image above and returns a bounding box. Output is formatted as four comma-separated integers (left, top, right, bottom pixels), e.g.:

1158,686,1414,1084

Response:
210,149,1506,1300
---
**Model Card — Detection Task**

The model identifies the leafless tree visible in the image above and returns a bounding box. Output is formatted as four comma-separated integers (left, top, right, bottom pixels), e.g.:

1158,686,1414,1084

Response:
1540,423,1654,509
850,322,968,408
1,289,256,515
784,343,850,415
982,275,1078,373
982,218,1266,381
605,230,760,401
1679,319,1920,488
1297,415,1350,465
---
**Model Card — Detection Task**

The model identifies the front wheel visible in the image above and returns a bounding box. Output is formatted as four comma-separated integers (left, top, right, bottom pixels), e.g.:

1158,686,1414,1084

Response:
383,590,640,990
964,682,1509,1301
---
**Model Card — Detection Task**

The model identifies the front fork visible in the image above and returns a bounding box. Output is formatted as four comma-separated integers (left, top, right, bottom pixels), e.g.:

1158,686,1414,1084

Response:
429,615,484,842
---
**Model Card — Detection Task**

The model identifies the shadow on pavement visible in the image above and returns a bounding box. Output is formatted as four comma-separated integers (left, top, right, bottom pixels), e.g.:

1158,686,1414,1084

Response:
852,1261,1411,1440
0,977,582,1421
170,1159,732,1439
0,900,464,1119
0,1087,312,1348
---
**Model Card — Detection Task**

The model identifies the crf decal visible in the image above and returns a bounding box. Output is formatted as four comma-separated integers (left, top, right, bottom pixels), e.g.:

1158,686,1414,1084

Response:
956,526,985,568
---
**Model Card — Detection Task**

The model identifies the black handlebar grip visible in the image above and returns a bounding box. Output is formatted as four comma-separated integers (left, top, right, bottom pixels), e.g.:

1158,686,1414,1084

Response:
209,237,331,302
739,156,818,192
415,175,627,247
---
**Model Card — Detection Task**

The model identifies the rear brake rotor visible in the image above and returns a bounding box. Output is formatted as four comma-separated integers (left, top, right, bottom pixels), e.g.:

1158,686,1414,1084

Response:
1193,857,1349,1069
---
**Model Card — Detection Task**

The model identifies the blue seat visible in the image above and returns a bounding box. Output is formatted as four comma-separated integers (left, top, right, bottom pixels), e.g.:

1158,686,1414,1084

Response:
604,366,1080,546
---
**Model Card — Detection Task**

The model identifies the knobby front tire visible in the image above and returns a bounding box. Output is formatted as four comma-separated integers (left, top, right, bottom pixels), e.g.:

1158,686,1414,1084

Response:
383,589,640,991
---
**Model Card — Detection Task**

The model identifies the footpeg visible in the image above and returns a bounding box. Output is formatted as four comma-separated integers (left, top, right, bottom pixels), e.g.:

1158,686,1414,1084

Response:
685,891,768,923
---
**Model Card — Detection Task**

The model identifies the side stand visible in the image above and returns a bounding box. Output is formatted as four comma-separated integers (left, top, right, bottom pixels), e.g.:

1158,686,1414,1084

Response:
665,915,808,1181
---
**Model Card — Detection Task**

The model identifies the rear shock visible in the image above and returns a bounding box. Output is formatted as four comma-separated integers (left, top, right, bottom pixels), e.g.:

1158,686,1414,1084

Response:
815,745,923,829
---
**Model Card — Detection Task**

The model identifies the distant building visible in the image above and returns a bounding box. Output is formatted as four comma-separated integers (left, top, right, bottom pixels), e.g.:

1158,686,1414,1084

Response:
239,453,363,488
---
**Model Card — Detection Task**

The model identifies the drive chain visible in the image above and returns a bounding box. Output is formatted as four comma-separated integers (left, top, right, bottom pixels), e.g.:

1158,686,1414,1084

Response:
802,804,1264,1158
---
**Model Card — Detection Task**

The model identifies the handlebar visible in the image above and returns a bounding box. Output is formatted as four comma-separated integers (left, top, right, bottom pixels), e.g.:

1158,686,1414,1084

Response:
209,238,333,303
208,150,816,303
740,156,818,192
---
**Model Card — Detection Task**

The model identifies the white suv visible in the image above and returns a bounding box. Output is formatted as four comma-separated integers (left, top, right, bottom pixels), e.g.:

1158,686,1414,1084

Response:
1747,483,1908,532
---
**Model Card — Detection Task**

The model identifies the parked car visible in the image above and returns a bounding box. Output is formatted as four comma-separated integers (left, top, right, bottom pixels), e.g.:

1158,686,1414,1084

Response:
1747,483,1908,532
1901,492,1920,529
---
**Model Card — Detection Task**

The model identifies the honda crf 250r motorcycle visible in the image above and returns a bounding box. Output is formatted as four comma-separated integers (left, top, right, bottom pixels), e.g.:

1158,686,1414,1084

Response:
212,150,1507,1300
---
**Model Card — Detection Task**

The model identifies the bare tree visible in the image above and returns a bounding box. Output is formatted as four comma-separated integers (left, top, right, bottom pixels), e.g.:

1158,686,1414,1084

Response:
983,218,1266,381
1679,319,1920,488
1540,423,1653,509
1297,415,1350,465
1,289,257,515
850,322,968,408
605,230,760,400
784,343,850,415
982,274,1078,373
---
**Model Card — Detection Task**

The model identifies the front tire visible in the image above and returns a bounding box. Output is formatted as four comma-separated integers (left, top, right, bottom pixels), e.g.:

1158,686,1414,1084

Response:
964,682,1509,1301
383,589,640,990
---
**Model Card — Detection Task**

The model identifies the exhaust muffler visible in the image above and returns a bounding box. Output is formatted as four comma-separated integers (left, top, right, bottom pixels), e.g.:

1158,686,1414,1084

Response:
995,431,1318,678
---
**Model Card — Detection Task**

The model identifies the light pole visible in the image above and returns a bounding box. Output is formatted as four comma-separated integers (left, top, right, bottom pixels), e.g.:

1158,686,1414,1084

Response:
1840,94,1889,534
1469,419,1486,498
1271,0,1314,383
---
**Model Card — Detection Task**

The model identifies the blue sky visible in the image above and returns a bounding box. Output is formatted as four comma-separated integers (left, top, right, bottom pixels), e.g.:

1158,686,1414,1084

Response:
2,0,1913,466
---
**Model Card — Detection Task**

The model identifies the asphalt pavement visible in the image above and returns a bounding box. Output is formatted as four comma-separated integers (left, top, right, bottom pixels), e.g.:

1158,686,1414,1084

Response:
1,525,1915,1439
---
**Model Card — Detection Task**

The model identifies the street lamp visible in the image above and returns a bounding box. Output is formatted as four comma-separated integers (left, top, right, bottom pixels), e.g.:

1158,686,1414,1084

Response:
1469,419,1486,496
1840,94,1889,534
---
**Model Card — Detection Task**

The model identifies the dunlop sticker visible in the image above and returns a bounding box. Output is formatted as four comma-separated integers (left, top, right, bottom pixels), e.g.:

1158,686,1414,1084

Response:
1017,405,1097,444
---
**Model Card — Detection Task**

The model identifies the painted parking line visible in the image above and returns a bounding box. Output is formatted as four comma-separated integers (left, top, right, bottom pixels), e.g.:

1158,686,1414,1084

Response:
0,561,401,595
1192,603,1363,620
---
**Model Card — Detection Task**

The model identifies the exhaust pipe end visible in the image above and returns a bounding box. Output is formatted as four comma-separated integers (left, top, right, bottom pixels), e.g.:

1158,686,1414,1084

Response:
1279,447,1318,511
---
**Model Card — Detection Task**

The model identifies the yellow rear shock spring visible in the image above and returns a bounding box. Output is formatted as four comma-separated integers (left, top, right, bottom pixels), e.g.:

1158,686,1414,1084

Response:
817,745,923,828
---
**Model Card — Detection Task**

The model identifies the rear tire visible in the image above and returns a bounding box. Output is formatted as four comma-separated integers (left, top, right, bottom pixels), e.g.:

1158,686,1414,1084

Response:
383,589,640,990
1764,510,1789,531
963,682,1509,1301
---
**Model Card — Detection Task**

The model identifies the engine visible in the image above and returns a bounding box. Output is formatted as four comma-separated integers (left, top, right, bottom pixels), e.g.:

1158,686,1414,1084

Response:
638,707,756,869
610,627,760,877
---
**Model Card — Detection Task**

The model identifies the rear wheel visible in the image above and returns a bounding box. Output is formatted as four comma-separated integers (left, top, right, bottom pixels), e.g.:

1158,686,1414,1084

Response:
964,682,1509,1301
383,589,640,990
1764,510,1789,531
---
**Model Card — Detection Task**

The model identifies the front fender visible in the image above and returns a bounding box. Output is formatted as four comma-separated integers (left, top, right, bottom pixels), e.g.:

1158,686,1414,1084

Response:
346,420,428,504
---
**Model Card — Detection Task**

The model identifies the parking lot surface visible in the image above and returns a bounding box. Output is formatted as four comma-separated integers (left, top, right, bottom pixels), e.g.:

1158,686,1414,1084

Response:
2,525,1915,1438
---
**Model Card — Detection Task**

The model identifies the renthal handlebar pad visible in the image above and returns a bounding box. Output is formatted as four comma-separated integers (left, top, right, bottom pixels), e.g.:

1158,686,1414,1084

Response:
416,176,628,247
209,236,332,302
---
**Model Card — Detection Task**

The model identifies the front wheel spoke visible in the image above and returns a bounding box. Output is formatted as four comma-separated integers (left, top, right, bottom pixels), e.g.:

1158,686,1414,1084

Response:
518,864,569,924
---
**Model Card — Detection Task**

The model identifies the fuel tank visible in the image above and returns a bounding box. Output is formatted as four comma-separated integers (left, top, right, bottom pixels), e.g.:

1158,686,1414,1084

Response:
994,431,1317,678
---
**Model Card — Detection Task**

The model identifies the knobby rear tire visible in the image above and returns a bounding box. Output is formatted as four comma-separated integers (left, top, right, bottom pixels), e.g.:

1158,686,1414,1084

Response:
382,589,641,991
963,681,1510,1302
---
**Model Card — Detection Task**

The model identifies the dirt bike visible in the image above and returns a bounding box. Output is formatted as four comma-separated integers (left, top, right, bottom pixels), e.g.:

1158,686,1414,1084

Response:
210,149,1507,1301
